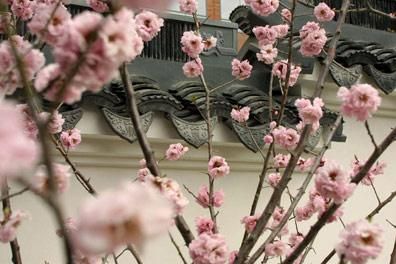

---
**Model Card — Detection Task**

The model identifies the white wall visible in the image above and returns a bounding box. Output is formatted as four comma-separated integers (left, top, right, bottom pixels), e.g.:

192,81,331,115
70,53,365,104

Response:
1,71,396,264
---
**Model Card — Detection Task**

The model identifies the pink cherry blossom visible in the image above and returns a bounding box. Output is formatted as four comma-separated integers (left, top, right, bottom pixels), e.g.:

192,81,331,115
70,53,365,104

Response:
272,207,286,222
337,84,381,121
137,168,152,182
299,28,327,57
295,203,315,222
295,97,324,132
33,163,71,193
314,3,335,22
267,172,281,187
241,214,259,233
299,22,321,39
0,102,39,185
281,8,292,22
47,111,65,134
179,0,198,14
213,189,225,207
196,185,224,208
314,161,355,204
28,3,71,46
16,104,39,139
272,126,300,150
309,187,326,212
265,240,290,257
296,157,315,172
0,35,45,95
256,44,278,64
272,24,289,39
135,11,164,42
196,185,210,208
230,106,250,123
0,210,29,243
204,36,217,50
181,31,204,58
273,154,290,168
263,134,273,144
77,182,175,253
60,128,82,149
189,233,228,264
10,0,36,21
154,177,189,215
336,219,383,264
253,25,278,46
183,58,204,78
289,233,304,248
87,0,109,13
208,156,230,179
231,59,252,80
272,60,301,87
195,216,214,234
165,143,189,161
351,158,386,186
245,0,279,17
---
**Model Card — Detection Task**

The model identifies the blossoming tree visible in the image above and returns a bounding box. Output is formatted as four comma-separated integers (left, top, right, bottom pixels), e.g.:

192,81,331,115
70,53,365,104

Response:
0,0,395,263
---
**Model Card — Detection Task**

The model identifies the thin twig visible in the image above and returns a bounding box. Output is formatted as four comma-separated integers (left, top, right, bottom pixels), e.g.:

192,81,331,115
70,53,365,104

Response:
209,78,237,94
365,121,378,149
0,187,29,202
169,232,188,264
370,179,381,205
126,244,143,264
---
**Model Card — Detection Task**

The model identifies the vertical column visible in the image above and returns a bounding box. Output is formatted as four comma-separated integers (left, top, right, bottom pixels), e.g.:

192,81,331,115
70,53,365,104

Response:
206,0,221,20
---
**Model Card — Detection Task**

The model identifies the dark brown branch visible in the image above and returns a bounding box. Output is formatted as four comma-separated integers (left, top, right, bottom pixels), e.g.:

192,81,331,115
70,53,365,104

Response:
51,136,97,195
284,126,396,263
365,0,396,20
0,187,29,202
1,183,23,264
120,63,194,245
390,234,396,264
127,244,143,264
365,121,378,149
169,232,188,264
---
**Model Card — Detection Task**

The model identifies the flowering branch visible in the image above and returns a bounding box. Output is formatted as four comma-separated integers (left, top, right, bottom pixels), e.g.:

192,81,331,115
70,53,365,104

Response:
313,0,351,98
51,135,97,195
6,23,73,263
321,190,396,264
247,115,343,264
119,63,194,245
284,126,396,263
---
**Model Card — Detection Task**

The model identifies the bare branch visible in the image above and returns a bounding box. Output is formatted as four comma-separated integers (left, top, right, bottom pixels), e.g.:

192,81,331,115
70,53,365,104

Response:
0,187,29,202
169,232,188,264
365,121,378,149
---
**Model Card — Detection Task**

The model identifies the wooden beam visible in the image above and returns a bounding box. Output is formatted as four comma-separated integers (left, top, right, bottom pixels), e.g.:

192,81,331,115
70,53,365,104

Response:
206,0,221,20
